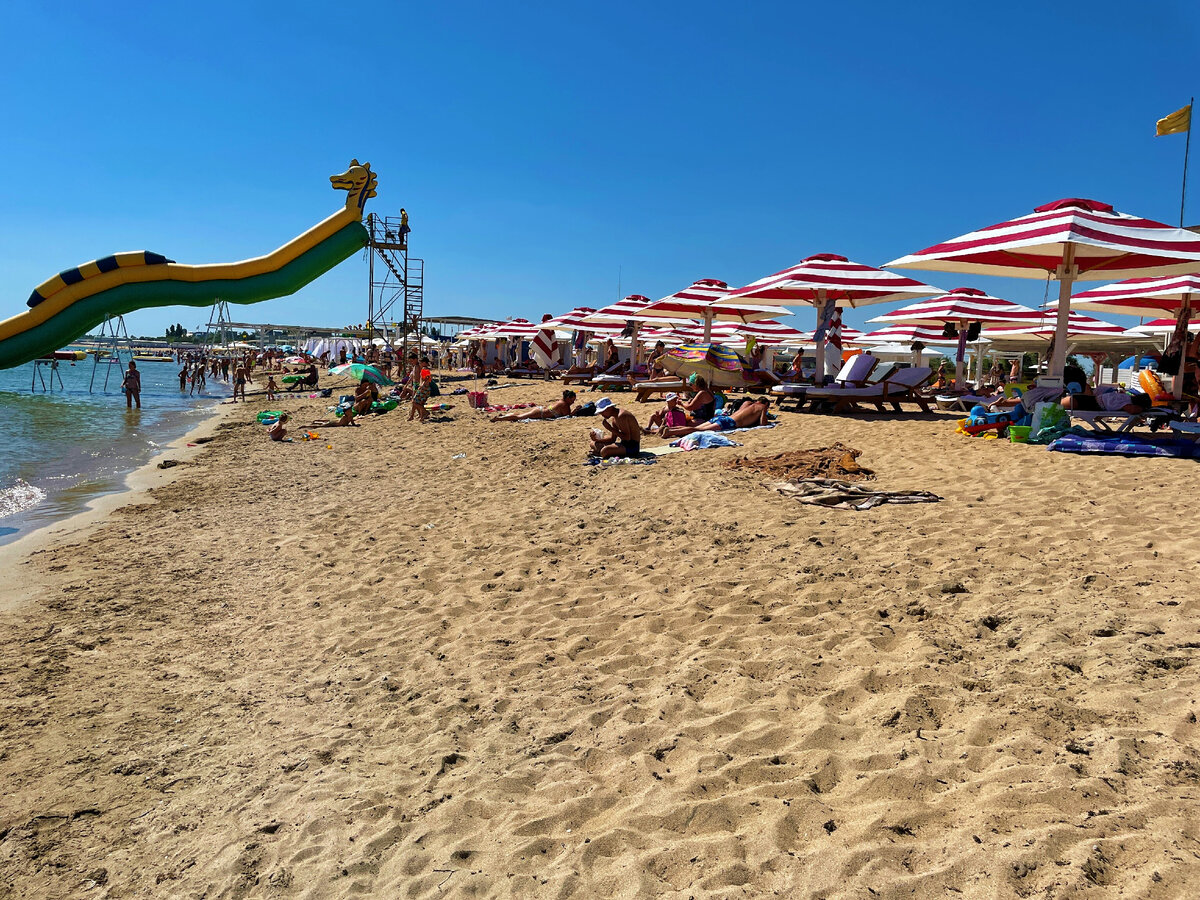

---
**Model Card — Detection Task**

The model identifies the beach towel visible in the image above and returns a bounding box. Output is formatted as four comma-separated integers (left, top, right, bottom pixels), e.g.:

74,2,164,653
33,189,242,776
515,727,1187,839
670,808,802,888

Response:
670,433,741,451
584,453,657,467
1047,433,1200,459
765,479,942,510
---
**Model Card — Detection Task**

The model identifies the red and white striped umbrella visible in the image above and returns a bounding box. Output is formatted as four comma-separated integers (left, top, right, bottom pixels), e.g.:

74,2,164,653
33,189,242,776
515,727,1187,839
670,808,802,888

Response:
855,324,959,346
539,307,625,337
869,288,1043,387
1129,317,1200,336
886,198,1200,380
631,279,787,340
867,287,1044,327
1069,274,1200,318
489,318,540,339
579,294,655,325
721,253,945,378
722,253,945,308
983,311,1128,343
680,319,810,345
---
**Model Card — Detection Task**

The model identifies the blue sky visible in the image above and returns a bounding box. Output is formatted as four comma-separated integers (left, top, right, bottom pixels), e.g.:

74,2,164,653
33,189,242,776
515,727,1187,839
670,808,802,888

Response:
1,0,1197,339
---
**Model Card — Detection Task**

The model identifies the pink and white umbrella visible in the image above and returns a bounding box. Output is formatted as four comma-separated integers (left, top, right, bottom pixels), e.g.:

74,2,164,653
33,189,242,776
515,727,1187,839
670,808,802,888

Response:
720,253,945,379
855,324,959,346
868,288,1044,387
1129,317,1200,336
580,295,657,365
630,278,787,341
887,198,1200,381
489,318,541,339
983,311,1128,345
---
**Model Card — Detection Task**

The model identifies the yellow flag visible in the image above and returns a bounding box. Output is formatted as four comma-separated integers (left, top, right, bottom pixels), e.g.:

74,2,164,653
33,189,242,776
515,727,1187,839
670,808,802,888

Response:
1157,104,1192,137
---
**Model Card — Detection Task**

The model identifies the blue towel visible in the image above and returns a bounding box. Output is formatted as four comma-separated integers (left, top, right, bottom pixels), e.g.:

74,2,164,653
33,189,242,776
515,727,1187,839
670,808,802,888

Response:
1048,433,1200,459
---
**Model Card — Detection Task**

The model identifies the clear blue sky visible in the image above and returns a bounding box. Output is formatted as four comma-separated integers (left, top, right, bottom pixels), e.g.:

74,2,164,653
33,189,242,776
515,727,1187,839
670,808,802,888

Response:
1,0,1197,338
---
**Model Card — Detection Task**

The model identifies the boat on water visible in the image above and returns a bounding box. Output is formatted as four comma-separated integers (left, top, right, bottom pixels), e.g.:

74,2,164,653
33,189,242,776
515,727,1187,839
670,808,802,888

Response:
132,354,174,362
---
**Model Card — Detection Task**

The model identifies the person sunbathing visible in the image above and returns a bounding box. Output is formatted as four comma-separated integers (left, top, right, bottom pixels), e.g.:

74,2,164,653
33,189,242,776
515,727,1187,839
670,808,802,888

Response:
644,393,688,435
311,409,358,427
491,390,577,422
588,398,643,458
661,397,771,438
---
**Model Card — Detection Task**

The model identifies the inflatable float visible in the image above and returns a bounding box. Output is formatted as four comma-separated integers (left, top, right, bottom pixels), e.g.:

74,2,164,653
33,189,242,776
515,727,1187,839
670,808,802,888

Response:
0,160,378,370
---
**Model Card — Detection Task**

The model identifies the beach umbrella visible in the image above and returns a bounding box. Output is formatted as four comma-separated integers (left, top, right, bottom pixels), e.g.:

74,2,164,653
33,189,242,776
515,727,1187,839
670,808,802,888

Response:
630,279,787,341
1128,317,1200,336
660,342,750,389
855,324,959,346
580,295,657,365
1069,274,1200,398
284,355,306,364
868,288,1043,388
328,362,393,386
886,198,1200,383
720,253,945,381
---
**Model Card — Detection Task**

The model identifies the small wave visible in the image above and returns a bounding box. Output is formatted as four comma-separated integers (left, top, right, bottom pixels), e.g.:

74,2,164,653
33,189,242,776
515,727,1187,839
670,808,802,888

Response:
0,479,47,519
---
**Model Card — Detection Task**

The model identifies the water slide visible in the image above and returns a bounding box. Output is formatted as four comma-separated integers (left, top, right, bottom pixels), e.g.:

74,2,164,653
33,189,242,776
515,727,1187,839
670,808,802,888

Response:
0,160,379,370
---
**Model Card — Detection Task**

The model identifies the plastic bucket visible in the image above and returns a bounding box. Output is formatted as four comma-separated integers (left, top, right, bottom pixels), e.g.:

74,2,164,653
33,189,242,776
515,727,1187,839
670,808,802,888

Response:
1009,425,1031,443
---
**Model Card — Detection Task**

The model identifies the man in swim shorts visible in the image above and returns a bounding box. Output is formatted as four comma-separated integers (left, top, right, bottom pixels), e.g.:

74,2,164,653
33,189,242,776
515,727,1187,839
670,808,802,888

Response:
491,390,578,422
589,397,643,458
662,397,771,437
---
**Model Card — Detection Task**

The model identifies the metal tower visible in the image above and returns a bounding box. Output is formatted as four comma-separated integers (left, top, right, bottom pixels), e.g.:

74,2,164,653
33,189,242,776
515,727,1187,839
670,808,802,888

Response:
366,213,424,359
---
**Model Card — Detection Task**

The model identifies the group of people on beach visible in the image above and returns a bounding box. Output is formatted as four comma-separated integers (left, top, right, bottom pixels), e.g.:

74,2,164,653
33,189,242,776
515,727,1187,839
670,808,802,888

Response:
487,372,772,458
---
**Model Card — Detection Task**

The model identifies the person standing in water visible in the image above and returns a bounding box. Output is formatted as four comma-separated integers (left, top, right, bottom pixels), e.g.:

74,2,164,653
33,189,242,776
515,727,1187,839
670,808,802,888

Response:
122,361,142,409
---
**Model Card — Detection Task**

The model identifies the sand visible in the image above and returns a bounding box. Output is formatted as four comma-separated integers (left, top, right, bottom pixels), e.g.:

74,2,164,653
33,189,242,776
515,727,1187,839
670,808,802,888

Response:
1,376,1198,899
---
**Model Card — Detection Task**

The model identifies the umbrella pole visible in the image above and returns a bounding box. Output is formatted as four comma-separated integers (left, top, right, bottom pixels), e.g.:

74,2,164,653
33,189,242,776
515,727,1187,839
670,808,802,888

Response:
703,311,712,343
814,292,826,385
1173,293,1192,399
1047,243,1078,384
955,319,967,390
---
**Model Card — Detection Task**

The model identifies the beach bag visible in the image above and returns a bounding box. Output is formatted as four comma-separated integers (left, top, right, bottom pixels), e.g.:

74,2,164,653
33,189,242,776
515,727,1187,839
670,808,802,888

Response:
1030,401,1068,440
468,390,488,409
572,401,597,417
429,380,441,398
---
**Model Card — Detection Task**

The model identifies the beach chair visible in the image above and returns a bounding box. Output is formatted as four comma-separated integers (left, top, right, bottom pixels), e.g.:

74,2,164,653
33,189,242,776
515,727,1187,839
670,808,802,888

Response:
879,366,934,412
771,354,881,411
803,363,924,415
1068,407,1177,433
634,379,687,402
561,367,600,385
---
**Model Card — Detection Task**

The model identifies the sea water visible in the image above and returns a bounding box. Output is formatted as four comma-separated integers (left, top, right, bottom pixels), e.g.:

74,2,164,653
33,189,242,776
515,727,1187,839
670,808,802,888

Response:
0,354,227,545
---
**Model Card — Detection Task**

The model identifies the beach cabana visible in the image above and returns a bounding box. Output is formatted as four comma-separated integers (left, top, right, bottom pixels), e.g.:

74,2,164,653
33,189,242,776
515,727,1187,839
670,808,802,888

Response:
719,253,945,381
886,198,1200,385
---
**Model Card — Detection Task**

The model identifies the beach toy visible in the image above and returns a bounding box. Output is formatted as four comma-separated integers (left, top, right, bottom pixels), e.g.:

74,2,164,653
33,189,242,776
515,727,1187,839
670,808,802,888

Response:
1009,425,1031,443
1138,369,1172,406
256,410,283,423
281,374,304,384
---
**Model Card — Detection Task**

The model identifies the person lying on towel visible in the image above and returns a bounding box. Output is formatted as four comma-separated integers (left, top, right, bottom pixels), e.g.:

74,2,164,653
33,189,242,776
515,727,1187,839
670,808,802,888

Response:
588,398,643,458
490,390,579,422
661,397,771,438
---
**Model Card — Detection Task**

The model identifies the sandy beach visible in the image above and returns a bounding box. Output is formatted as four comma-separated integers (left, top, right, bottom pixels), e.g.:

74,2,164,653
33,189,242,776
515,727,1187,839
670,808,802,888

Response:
1,377,1198,898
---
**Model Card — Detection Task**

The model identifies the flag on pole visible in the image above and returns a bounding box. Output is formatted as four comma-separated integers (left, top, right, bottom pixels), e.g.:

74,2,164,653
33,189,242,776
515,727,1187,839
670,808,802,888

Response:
530,329,559,369
1157,104,1192,137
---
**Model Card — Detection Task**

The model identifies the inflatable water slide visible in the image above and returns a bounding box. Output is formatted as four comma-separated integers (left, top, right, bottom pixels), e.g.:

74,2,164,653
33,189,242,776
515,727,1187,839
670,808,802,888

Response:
0,160,378,370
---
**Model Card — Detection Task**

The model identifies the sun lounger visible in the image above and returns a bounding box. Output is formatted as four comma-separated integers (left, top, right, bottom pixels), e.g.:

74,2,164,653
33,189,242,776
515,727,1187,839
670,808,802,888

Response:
1069,407,1177,433
561,367,600,385
804,366,932,414
770,383,809,411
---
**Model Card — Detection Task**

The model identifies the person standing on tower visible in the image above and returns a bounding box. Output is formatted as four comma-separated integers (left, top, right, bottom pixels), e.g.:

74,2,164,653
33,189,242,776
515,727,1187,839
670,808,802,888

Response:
400,208,410,248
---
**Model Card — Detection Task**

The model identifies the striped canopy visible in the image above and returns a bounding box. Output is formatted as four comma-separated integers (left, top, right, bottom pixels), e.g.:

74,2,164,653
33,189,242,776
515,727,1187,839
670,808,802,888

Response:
887,198,1200,280
782,326,868,347
855,324,959,346
1129,317,1200,336
666,318,809,345
633,278,787,324
489,318,540,339
1069,274,1200,317
579,294,655,325
721,253,945,309
868,287,1044,327
540,307,625,336
983,310,1128,343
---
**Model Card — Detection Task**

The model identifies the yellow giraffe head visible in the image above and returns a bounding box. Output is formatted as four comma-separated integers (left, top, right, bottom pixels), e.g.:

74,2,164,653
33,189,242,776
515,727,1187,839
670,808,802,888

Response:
330,159,378,218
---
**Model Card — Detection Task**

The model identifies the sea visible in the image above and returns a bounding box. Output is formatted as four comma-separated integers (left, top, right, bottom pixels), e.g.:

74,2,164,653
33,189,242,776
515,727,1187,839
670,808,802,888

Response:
0,352,227,546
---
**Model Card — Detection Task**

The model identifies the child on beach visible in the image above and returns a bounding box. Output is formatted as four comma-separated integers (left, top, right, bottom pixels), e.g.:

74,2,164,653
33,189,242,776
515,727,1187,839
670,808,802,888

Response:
266,375,278,401
268,414,289,441
409,368,432,423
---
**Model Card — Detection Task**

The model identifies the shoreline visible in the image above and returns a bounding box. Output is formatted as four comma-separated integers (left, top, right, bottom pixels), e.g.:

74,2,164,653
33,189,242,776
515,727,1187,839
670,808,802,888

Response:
0,399,235,612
